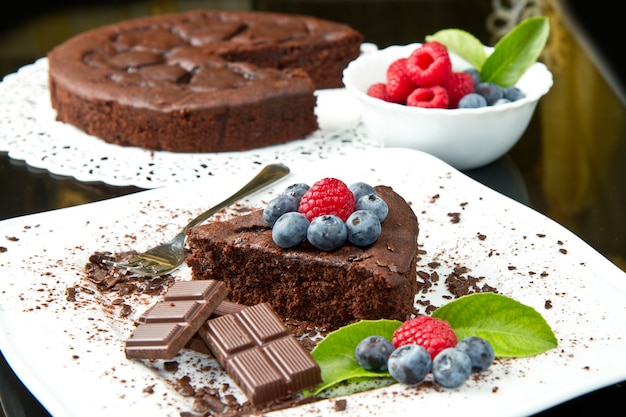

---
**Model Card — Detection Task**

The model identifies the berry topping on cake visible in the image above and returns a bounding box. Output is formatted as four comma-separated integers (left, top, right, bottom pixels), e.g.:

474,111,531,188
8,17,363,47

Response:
271,211,310,248
264,179,388,250
346,210,381,247
406,85,449,109
349,182,377,202
263,194,299,227
405,41,452,87
281,182,310,200
355,192,388,222
298,177,356,222
392,315,458,359
307,214,348,251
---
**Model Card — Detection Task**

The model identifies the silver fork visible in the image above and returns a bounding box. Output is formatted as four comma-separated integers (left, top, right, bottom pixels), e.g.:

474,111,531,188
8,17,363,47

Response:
104,163,290,277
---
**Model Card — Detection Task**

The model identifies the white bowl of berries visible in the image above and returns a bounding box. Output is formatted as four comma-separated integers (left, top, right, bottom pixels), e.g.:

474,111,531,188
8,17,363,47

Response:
342,19,553,170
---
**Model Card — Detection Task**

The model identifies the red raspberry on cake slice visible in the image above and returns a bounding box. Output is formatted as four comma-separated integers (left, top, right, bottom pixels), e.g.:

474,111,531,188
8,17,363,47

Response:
405,41,452,87
406,85,449,109
385,57,418,103
298,177,355,221
443,71,475,108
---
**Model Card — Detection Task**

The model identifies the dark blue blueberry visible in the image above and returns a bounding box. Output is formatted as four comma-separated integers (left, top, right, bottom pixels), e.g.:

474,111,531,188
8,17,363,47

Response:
346,210,381,247
458,93,487,109
464,67,482,87
355,336,395,372
456,336,495,372
307,215,347,251
263,194,299,227
282,183,310,202
271,211,309,248
503,86,525,102
349,182,377,203
356,194,388,222
388,344,432,385
432,348,472,388
475,82,503,105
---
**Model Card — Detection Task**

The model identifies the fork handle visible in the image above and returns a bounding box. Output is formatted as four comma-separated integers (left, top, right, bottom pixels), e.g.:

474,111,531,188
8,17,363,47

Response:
183,163,290,231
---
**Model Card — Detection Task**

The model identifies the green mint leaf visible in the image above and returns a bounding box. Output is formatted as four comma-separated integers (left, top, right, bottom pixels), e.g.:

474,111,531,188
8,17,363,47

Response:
426,28,488,70
480,16,550,86
305,319,402,396
432,292,558,357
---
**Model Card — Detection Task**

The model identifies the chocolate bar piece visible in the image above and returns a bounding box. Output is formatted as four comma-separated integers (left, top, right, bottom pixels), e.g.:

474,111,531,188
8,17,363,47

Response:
199,303,322,405
125,280,227,360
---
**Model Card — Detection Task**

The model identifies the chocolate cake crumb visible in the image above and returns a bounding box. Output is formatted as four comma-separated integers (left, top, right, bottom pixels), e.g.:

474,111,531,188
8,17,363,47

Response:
545,300,553,309
0,246,7,253
174,376,195,397
334,398,348,411
164,361,179,372
65,287,77,302
447,212,461,223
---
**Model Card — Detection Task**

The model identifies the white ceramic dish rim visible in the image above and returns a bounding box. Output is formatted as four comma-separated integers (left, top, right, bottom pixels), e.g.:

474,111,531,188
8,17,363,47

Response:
343,43,554,114
0,147,625,417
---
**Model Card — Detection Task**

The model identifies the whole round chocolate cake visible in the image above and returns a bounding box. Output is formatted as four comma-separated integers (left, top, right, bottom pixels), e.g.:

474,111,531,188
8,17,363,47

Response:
47,9,363,153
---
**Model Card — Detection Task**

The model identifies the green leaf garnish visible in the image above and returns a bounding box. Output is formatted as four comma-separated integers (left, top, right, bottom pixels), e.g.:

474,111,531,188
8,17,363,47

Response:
307,293,557,396
426,28,488,70
480,16,550,86
426,16,550,87
305,319,402,396
432,292,558,357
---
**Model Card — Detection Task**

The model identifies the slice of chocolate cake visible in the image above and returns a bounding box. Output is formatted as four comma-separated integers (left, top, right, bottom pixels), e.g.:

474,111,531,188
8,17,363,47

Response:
185,186,418,330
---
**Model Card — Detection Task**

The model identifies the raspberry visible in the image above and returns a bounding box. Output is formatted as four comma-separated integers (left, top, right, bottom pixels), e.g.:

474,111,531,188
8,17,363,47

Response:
385,58,418,103
366,83,393,102
405,42,452,87
443,71,475,108
298,177,356,222
406,85,449,109
392,316,458,360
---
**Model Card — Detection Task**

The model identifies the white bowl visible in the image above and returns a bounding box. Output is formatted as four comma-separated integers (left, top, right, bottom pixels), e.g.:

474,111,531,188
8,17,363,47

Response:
343,43,553,170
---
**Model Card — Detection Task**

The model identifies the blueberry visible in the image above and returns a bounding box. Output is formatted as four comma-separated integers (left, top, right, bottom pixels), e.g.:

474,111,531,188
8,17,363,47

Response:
458,93,487,109
346,210,381,247
432,348,472,388
387,344,432,385
355,336,395,372
349,182,376,203
271,211,309,248
307,214,347,251
456,336,495,372
263,194,299,227
282,183,310,202
475,82,503,105
356,193,388,222
503,86,525,102
464,68,481,87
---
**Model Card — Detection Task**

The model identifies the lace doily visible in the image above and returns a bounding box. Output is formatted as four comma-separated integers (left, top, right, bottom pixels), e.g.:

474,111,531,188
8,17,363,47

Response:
0,58,377,189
